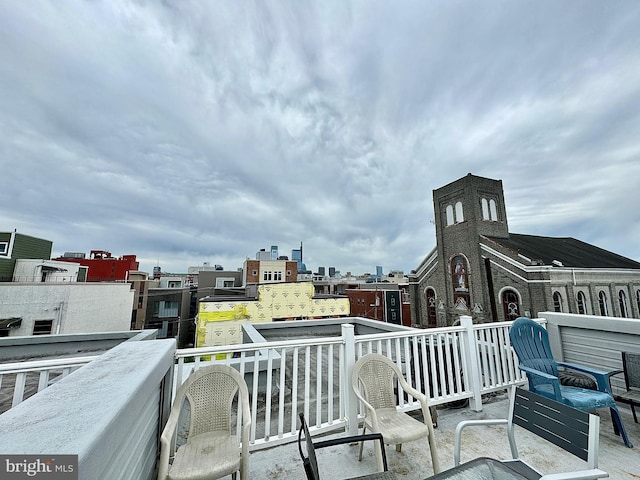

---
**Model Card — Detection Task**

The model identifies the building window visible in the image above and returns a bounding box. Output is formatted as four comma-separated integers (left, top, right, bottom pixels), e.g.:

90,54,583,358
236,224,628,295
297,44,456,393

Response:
0,242,8,255
451,255,470,311
425,288,437,327
252,270,258,276
455,201,464,223
619,290,628,318
489,199,498,221
481,198,498,221
637,290,640,316
445,205,454,226
553,291,563,312
274,271,282,281
447,201,465,225
598,291,608,316
159,301,179,318
576,291,587,314
33,319,53,335
502,290,520,321
263,271,272,281
286,270,292,276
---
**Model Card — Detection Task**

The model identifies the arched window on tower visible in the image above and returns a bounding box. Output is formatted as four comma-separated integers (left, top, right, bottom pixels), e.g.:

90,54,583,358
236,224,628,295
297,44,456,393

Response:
598,291,608,316
481,198,489,220
619,290,628,318
481,197,499,221
576,291,587,314
501,289,520,321
446,205,454,226
489,199,498,221
455,201,464,223
553,291,563,312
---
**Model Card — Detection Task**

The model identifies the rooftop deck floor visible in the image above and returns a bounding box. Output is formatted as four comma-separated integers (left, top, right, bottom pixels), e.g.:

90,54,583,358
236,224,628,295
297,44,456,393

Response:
250,391,640,479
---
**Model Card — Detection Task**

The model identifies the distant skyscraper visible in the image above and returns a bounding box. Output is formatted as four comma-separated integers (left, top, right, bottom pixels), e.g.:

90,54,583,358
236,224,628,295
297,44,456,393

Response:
376,265,383,280
271,245,278,260
318,266,325,276
292,247,302,271
329,267,336,277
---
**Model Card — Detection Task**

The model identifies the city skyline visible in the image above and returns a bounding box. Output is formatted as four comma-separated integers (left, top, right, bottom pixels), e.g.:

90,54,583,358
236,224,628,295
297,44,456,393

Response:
2,2,639,275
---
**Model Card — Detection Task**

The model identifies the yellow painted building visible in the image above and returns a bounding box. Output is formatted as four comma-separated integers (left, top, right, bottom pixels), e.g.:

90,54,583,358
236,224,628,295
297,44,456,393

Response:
196,282,350,348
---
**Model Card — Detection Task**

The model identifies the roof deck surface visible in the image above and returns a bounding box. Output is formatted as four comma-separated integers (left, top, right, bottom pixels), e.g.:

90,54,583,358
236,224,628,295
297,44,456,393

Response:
250,390,640,479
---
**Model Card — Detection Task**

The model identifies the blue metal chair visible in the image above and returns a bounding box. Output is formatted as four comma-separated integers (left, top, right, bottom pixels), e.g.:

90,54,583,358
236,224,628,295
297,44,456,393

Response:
509,317,633,448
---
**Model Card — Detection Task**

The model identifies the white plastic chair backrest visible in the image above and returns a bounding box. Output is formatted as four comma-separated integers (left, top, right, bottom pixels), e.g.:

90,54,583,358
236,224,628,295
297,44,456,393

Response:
352,353,400,410
175,364,248,438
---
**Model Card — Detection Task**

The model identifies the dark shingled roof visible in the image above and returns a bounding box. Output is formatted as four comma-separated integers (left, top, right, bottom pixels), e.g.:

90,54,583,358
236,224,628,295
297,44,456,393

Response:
485,233,640,269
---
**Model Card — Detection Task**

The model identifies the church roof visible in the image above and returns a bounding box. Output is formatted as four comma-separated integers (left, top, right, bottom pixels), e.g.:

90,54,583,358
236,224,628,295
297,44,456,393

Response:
485,233,640,269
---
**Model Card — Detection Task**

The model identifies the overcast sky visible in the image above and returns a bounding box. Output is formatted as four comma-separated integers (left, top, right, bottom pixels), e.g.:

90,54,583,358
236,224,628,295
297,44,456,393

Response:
2,1,640,276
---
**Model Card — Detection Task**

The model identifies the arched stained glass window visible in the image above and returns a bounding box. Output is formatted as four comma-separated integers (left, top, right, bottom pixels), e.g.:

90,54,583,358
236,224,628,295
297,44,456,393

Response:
502,290,520,321
619,290,628,318
598,291,608,316
576,291,586,314
553,291,562,312
425,288,437,327
451,255,470,311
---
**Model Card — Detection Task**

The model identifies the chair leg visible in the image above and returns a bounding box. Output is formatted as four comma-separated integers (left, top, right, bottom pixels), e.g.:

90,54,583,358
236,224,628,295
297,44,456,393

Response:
358,425,366,461
631,403,638,423
232,473,237,480
610,406,634,448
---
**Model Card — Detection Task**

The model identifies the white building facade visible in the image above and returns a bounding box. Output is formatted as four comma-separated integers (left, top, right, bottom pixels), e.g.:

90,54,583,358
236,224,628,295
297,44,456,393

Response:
0,283,134,336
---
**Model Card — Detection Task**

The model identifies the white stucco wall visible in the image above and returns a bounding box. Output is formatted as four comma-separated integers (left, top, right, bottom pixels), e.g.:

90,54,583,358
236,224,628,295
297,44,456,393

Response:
12,259,83,282
0,283,134,335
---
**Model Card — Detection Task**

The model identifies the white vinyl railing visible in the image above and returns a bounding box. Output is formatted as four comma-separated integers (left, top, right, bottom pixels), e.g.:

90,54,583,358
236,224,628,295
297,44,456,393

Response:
0,316,529,450
174,334,347,449
174,316,528,449
0,355,97,413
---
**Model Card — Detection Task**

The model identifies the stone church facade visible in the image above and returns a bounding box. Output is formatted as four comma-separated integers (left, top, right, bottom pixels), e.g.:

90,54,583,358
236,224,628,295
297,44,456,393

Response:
409,174,640,326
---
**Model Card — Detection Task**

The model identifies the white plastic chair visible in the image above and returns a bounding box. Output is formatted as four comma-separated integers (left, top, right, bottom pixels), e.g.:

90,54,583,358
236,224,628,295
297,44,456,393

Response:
158,364,251,480
351,353,440,475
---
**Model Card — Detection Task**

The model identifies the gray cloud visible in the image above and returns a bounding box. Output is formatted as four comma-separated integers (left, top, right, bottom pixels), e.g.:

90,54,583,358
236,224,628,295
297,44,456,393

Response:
1,0,639,274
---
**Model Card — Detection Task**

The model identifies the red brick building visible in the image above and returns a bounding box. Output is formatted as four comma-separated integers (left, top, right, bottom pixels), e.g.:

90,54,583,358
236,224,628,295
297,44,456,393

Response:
55,250,139,282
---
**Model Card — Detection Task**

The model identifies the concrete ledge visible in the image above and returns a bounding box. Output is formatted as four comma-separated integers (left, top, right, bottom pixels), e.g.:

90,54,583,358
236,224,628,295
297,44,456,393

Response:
0,338,176,480
0,329,158,361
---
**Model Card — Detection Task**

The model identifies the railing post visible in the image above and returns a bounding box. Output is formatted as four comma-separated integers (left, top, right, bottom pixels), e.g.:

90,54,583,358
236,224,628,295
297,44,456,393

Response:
460,315,483,412
342,323,359,436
